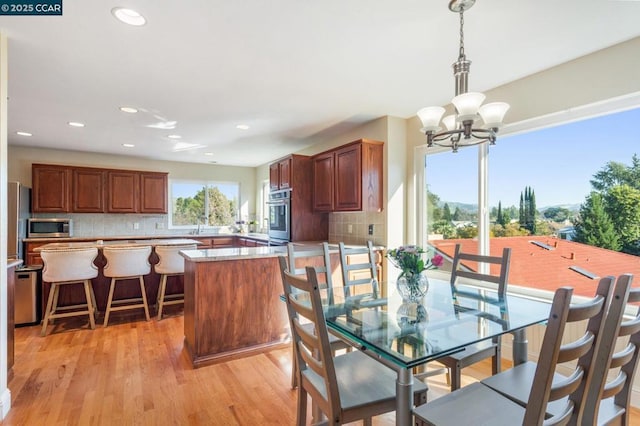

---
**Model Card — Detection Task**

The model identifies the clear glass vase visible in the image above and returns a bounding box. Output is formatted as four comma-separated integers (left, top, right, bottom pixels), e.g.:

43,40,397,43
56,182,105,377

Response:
396,272,429,302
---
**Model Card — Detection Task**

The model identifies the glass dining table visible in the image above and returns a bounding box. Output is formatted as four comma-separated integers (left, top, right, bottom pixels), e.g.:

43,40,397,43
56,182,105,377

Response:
323,276,552,426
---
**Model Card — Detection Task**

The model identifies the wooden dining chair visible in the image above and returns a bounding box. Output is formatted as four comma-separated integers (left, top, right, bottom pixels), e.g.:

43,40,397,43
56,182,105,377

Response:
414,281,612,426
433,244,512,391
279,257,427,425
479,275,620,424
283,243,353,389
338,241,384,308
582,274,639,425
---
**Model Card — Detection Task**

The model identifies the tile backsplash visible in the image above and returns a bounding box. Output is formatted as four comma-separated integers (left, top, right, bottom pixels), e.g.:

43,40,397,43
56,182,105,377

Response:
328,211,385,246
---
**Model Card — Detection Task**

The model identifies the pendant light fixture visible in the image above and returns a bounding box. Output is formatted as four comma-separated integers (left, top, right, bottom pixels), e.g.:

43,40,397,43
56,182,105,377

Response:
417,0,510,152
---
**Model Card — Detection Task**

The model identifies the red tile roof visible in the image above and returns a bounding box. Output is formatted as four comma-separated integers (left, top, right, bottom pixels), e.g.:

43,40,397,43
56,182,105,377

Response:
430,236,640,298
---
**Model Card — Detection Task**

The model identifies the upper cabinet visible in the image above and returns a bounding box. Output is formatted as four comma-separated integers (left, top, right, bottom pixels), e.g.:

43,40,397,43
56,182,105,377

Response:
73,168,106,213
32,164,168,214
32,164,71,213
269,156,293,191
312,139,384,212
140,172,168,213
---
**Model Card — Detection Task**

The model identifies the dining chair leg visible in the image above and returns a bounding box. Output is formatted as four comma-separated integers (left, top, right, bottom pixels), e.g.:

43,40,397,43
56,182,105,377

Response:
291,341,298,389
296,386,307,426
157,274,167,320
492,347,501,375
451,362,462,391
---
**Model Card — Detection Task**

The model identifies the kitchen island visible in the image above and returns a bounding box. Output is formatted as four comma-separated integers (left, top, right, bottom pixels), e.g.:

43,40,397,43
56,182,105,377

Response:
180,246,290,367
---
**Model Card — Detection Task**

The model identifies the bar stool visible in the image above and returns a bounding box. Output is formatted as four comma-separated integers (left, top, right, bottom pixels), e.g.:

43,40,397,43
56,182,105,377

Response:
40,247,99,336
154,244,196,320
102,246,152,326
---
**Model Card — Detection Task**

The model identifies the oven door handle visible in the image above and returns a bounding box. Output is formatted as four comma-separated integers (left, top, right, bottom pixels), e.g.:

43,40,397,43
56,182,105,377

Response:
267,200,288,206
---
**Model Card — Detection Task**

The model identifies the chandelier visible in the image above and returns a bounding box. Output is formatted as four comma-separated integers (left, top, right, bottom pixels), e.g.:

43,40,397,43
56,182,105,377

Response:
417,0,510,152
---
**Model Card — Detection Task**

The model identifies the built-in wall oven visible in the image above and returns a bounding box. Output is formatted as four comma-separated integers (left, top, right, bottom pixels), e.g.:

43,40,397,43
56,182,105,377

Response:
267,189,291,245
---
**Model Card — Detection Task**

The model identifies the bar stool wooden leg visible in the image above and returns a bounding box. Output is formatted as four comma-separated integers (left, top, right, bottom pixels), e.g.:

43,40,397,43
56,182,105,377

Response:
41,283,58,336
139,276,150,321
103,278,117,327
83,280,96,330
157,274,167,320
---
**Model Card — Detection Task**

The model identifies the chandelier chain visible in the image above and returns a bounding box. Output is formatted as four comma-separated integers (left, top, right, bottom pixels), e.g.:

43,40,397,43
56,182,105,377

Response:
458,7,465,59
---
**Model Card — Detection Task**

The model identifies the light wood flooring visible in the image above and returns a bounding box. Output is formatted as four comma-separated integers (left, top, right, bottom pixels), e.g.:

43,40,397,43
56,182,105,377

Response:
5,314,640,425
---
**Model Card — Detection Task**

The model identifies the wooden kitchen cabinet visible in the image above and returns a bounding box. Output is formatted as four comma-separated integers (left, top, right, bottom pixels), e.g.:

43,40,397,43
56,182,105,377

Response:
25,241,47,266
107,171,139,213
269,156,298,191
311,151,335,211
312,139,384,212
32,164,71,213
140,172,168,213
72,168,105,212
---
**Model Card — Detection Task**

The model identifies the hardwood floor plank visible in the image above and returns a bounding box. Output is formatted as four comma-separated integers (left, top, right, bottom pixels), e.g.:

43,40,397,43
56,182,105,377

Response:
5,315,640,425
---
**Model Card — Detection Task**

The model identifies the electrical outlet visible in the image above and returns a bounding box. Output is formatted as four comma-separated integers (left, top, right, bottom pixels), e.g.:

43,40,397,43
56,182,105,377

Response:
133,222,140,230
347,224,353,234
155,222,164,229
368,224,374,235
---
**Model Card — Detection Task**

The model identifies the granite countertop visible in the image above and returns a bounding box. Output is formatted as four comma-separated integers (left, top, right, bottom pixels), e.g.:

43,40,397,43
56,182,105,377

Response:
24,233,269,243
181,246,288,262
35,238,202,252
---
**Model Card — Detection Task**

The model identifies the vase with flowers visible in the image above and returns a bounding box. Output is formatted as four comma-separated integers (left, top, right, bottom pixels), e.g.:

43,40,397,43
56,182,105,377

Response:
387,245,444,302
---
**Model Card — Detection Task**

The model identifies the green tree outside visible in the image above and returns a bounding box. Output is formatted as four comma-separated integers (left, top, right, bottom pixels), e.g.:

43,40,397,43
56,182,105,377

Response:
573,192,622,251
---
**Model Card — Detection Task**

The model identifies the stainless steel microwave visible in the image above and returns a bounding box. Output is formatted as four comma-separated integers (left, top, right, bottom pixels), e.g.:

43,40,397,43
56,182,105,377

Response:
27,218,72,238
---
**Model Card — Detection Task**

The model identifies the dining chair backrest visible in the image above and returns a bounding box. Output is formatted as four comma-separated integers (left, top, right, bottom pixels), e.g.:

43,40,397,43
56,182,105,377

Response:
450,244,511,296
278,256,341,419
582,274,638,425
338,241,379,300
287,242,335,305
524,276,613,425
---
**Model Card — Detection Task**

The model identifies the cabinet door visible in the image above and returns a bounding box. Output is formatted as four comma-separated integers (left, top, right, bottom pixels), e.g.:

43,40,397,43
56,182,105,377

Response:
107,171,139,213
32,165,71,212
334,143,362,211
312,152,335,211
140,172,168,213
278,158,292,189
72,169,105,212
269,162,280,191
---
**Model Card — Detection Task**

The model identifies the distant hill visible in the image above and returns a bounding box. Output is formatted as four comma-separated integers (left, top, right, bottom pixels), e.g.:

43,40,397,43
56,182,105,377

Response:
439,201,581,213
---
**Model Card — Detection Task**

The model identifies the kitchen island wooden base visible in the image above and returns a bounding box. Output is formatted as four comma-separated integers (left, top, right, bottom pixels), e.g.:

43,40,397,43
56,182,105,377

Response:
183,253,289,368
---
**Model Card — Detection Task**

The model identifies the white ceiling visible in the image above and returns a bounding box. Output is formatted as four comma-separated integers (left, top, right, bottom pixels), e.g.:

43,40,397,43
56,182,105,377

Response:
2,0,640,167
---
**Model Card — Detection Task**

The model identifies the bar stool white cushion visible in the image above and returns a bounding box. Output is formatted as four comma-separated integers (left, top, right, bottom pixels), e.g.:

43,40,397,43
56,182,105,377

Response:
154,244,196,319
102,246,152,326
41,247,99,336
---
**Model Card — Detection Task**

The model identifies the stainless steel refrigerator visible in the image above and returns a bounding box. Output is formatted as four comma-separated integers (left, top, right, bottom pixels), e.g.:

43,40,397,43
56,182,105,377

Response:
7,181,31,261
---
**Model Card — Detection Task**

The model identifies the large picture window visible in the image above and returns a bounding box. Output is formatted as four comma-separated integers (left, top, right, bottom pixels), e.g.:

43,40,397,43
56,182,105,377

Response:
169,180,240,229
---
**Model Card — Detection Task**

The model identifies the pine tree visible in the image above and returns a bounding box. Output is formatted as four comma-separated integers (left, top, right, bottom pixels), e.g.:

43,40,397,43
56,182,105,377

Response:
519,192,525,225
443,203,452,222
529,189,537,234
496,201,506,226
574,192,621,251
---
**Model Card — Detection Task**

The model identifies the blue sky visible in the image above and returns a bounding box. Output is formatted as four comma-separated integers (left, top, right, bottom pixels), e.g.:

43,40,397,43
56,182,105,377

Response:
425,107,640,209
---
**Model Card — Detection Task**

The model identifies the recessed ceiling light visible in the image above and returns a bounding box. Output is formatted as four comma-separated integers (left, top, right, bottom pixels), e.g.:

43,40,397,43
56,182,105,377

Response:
111,7,146,26
122,143,135,148
167,134,181,139
68,121,85,127
120,106,138,113
16,131,32,136
204,152,214,156
236,124,250,130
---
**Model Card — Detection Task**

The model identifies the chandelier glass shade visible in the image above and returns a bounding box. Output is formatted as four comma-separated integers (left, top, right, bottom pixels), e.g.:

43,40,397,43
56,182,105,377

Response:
418,0,510,152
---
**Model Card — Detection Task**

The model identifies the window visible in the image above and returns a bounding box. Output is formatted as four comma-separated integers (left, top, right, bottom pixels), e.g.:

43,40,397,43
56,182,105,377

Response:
169,180,240,229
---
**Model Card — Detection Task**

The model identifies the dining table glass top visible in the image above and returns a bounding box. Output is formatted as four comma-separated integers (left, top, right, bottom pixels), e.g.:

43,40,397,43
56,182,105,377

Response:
324,277,552,369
